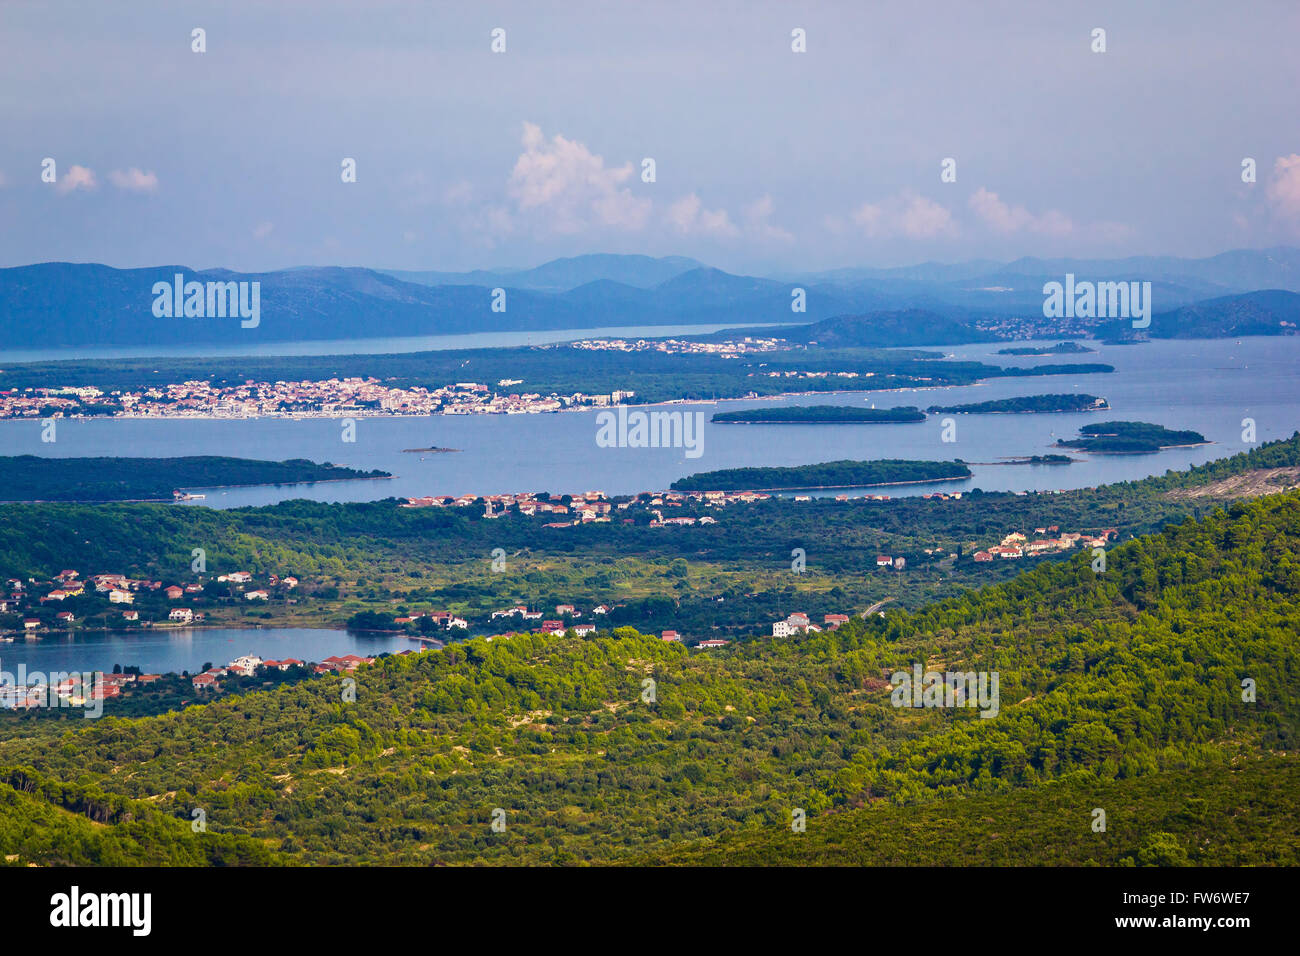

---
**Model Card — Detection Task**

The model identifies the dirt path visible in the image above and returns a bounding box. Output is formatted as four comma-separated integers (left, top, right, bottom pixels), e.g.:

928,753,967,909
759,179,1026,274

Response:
1165,466,1300,500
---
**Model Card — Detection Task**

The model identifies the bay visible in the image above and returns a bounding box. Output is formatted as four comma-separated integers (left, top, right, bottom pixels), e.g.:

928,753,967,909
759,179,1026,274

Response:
0,336,1294,505
0,627,415,677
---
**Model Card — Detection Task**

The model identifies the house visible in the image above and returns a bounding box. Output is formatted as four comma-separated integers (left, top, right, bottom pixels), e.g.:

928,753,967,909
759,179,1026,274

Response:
893,557,906,570
555,604,576,615
23,618,39,630
592,605,610,615
541,620,565,634
282,577,298,589
572,623,596,636
661,630,681,642
43,590,68,602
772,620,794,637
876,555,893,568
263,658,302,672
168,608,194,623
824,614,850,628
695,639,729,648
184,583,204,594
192,673,217,690
121,610,140,621
109,589,134,604
1000,532,1027,546
245,590,270,601
320,654,369,672
164,586,184,600
227,655,263,676
219,571,253,584
973,550,994,562
55,611,75,623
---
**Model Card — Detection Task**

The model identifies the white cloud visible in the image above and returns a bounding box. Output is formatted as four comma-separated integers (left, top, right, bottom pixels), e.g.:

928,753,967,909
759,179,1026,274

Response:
666,193,738,237
742,194,793,242
850,191,957,239
1267,154,1300,226
506,122,651,234
56,164,97,194
968,187,1072,237
253,221,274,239
107,167,159,192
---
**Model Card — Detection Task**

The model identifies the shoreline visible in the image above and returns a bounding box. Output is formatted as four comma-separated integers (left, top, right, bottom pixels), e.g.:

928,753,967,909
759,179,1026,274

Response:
674,473,971,494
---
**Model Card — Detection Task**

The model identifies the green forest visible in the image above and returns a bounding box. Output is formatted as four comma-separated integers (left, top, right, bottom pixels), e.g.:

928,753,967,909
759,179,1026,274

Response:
711,405,926,424
927,394,1106,414
1,488,1297,864
1058,422,1208,453
0,455,389,502
670,459,971,492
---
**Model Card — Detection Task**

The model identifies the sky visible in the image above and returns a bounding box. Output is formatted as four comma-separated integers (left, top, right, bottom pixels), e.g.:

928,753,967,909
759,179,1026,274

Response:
1,0,1297,274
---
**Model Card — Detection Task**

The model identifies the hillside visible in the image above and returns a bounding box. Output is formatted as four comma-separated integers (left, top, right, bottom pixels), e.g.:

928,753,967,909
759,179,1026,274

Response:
1,487,1297,865
1099,289,1300,342
642,759,1300,865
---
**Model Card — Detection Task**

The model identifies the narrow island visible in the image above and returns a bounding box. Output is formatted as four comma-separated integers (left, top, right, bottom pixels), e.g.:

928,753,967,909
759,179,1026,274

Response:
0,455,392,503
927,394,1109,414
401,447,462,453
670,459,971,492
1055,422,1209,454
997,342,1096,356
711,405,926,424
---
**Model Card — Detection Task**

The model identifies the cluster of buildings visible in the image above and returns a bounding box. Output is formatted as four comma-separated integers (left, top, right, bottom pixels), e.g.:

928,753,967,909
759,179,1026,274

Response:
191,653,373,691
568,336,785,357
971,527,1118,562
3,568,297,635
404,487,962,524
771,612,852,637
0,377,632,420
0,671,163,710
394,610,469,629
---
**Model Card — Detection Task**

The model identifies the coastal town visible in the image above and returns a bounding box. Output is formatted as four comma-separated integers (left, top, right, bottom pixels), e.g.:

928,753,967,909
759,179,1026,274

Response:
568,335,786,357
0,377,635,420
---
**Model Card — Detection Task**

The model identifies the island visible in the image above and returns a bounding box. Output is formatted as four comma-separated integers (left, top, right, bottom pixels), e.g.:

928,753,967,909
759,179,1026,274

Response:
927,394,1108,414
670,459,971,492
997,342,1095,356
1055,422,1209,454
0,455,392,503
401,447,462,453
711,405,926,424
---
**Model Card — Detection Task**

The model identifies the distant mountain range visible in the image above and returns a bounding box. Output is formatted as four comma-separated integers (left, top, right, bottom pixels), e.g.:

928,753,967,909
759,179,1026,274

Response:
2,248,1298,350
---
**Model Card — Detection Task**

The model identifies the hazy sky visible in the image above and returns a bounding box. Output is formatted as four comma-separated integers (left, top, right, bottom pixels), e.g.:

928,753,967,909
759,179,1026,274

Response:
1,0,1297,273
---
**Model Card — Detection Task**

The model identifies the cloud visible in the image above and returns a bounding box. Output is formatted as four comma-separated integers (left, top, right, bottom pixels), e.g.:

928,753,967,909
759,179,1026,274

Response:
253,221,274,239
107,167,159,192
442,179,474,206
850,191,957,239
1267,154,1300,226
968,187,1073,237
666,193,739,237
56,164,97,194
742,194,793,242
506,122,651,234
